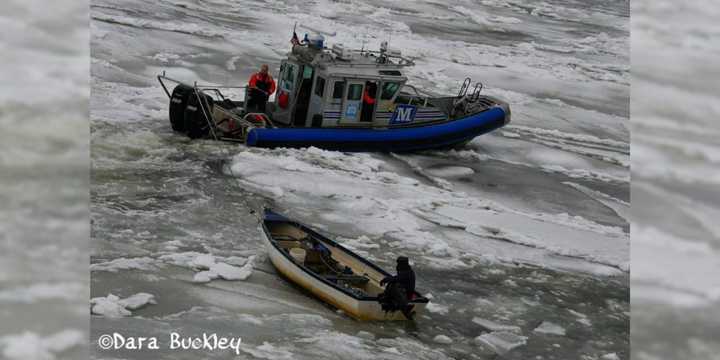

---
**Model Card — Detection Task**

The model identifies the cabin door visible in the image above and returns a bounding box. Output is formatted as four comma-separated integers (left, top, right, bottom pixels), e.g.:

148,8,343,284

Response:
271,60,300,125
292,65,314,127
340,81,364,124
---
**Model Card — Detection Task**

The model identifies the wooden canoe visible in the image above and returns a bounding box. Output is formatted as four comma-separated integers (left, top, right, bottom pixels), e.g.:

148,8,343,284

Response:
261,209,429,321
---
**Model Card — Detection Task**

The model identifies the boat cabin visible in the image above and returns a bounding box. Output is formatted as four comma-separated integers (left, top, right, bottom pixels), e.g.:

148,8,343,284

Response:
267,41,448,129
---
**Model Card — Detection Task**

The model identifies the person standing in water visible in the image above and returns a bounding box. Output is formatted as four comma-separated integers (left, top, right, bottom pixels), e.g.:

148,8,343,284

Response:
247,64,276,112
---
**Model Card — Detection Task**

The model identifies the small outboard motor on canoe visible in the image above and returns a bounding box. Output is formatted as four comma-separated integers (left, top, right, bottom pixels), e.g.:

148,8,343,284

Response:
378,256,417,320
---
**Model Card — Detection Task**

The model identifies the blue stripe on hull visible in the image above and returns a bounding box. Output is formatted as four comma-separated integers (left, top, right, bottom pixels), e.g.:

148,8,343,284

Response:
247,107,507,152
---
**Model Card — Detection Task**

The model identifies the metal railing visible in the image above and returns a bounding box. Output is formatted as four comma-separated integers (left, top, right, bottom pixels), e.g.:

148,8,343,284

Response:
157,72,272,140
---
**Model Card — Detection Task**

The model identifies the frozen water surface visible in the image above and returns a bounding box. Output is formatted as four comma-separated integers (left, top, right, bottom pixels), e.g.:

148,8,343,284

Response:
1,0,89,359
631,0,720,358
90,0,629,358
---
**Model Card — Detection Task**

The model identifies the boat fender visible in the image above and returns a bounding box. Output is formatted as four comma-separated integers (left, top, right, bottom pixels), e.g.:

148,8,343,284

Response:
278,91,289,109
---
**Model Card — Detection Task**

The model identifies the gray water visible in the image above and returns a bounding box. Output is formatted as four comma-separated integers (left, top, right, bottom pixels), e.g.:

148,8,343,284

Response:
631,0,720,359
0,0,89,359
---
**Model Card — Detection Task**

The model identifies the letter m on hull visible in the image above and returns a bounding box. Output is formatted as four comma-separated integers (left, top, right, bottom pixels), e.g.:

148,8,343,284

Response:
390,105,417,125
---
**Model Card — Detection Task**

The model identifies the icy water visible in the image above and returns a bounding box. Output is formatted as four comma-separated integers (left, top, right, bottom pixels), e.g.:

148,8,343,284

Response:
0,0,89,359
90,0,629,358
631,0,720,359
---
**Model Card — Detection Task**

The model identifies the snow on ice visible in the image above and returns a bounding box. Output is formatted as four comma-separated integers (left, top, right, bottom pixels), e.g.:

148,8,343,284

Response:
90,293,157,317
0,330,84,360
533,321,567,336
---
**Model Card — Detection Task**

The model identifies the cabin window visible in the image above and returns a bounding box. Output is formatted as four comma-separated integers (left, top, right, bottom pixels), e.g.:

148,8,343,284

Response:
282,63,297,91
347,84,363,101
303,66,314,79
332,81,345,99
314,76,326,97
381,82,400,100
379,70,402,76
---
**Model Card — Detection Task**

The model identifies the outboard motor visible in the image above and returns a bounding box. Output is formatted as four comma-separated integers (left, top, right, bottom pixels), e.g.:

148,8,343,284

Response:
378,256,416,320
169,84,194,132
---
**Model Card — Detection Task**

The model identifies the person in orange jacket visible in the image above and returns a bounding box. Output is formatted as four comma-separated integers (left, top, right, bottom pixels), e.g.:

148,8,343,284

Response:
247,64,276,112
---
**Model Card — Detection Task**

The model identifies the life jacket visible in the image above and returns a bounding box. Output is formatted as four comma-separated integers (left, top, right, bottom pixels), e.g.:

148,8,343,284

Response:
249,72,276,95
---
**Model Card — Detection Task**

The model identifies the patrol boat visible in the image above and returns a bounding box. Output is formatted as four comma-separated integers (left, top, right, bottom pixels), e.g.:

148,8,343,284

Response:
158,34,511,152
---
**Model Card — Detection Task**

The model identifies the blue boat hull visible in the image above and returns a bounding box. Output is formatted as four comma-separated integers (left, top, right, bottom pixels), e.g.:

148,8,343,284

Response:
246,107,508,152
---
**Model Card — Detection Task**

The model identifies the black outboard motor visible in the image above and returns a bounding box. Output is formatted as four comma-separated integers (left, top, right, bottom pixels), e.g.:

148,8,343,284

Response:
183,90,214,139
169,84,194,132
378,256,416,320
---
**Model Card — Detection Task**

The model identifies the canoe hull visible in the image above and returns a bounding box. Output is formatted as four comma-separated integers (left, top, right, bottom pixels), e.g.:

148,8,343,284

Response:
247,106,508,152
261,216,427,321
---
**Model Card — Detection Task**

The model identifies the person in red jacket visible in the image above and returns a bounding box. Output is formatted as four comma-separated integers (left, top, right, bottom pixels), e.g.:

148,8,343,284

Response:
247,64,276,112
360,81,377,122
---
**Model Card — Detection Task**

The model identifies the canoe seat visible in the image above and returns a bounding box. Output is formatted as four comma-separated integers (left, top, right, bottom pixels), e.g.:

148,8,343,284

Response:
273,234,306,241
276,240,302,249
269,224,308,241
326,274,370,286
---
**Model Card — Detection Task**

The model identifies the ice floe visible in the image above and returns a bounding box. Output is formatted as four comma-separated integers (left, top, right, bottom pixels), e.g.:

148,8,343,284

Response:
472,317,521,332
191,254,217,270
474,331,528,355
191,254,255,283
209,260,255,281
240,341,294,359
433,334,453,344
426,302,449,315
423,165,475,178
533,321,566,336
228,147,628,275
0,330,84,360
568,309,592,326
89,256,156,272
90,293,157,317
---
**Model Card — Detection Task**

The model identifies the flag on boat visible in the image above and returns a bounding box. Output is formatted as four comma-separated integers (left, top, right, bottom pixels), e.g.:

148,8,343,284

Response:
291,31,300,46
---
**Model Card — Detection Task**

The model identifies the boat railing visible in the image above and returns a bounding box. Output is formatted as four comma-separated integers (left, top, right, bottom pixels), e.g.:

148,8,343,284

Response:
157,72,269,140
457,77,471,99
453,77,485,107
470,82,483,101
399,84,431,107
158,72,251,100
325,48,415,67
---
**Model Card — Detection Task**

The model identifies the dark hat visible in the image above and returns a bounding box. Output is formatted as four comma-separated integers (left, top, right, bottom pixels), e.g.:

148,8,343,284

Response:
396,256,409,265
